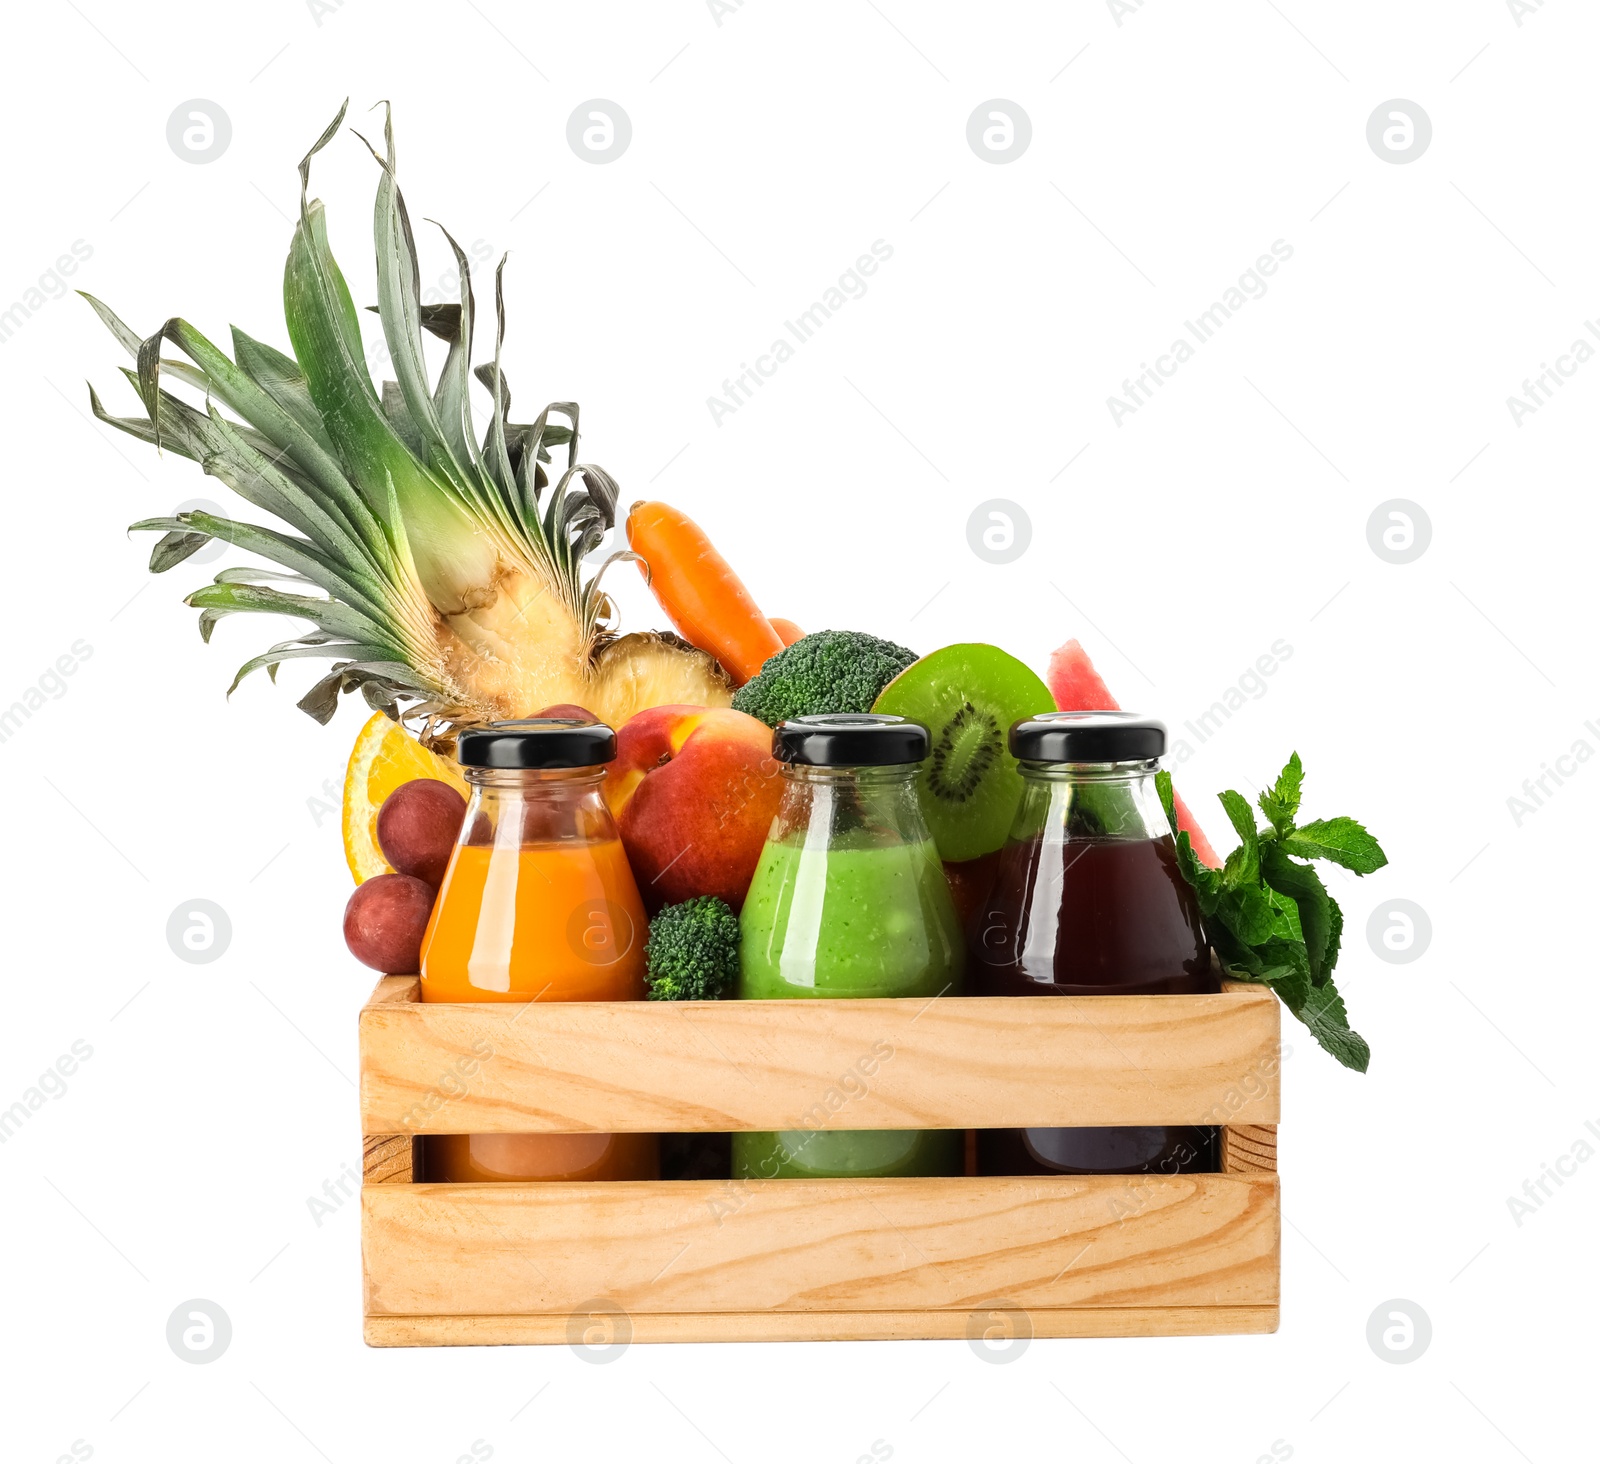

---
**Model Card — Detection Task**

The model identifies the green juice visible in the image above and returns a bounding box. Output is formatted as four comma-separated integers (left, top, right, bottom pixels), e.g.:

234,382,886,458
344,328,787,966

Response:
733,834,965,1179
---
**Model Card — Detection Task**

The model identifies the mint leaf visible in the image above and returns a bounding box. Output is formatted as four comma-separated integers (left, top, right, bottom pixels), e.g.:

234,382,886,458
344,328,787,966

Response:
1163,753,1381,1074
1283,816,1388,874
1159,770,1221,910
1221,845,1253,891
1217,789,1260,888
1260,845,1333,985
1210,924,1270,977
1263,963,1312,1015
1214,882,1277,944
1296,976,1370,1073
1257,934,1310,981
1185,849,1223,915
1257,751,1303,837
1212,879,1302,960
1155,768,1179,835
1323,899,1344,980
1217,946,1309,1010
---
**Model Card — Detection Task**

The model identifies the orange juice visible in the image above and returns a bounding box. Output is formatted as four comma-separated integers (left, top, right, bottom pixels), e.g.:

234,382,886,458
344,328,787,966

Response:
416,721,657,1183
421,840,647,1002
423,1132,658,1182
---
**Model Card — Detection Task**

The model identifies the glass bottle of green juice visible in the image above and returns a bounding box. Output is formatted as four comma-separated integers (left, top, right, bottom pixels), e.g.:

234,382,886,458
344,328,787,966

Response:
733,714,965,1179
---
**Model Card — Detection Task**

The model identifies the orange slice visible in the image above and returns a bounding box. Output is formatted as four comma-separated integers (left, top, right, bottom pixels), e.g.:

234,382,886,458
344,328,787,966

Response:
342,712,469,883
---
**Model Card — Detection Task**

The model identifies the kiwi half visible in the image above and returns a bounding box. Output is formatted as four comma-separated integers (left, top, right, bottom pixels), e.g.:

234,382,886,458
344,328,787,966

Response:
872,643,1053,862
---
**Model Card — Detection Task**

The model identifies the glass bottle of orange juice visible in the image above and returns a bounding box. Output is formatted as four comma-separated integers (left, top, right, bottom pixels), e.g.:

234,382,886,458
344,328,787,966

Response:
419,719,656,1182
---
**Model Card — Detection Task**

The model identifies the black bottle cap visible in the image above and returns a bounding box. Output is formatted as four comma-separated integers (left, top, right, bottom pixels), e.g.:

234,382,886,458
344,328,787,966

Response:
1009,711,1166,763
456,718,617,769
773,713,929,767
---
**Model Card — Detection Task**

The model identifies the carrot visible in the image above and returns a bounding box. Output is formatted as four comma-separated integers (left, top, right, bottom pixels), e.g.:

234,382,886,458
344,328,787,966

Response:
768,617,804,646
626,501,785,685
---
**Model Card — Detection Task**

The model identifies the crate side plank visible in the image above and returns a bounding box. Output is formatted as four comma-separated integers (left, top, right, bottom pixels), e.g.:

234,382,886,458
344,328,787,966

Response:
1221,1124,1278,1174
362,1134,415,1184
360,988,1281,1135
370,976,421,1004
365,1305,1279,1346
363,1173,1278,1318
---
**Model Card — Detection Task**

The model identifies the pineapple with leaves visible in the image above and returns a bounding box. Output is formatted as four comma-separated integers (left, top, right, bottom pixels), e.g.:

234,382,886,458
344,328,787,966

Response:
84,101,729,738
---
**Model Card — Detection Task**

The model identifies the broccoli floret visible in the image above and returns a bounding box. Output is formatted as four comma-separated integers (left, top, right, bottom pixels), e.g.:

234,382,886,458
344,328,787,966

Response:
731,630,917,727
645,896,740,1001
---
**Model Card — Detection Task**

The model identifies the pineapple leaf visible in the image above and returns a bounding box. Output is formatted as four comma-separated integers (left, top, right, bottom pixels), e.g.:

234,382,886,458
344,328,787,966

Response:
481,255,518,500
213,565,319,589
128,511,386,620
354,104,461,489
148,530,211,573
210,517,395,629
473,361,509,417
296,658,434,724
428,225,482,475
111,366,296,472
155,355,223,399
285,180,403,523
577,461,620,523
127,317,380,558
184,580,398,650
286,162,499,611
418,302,464,341
230,327,338,454
110,381,309,532
78,290,143,354
291,100,370,379
226,641,400,696
513,402,574,485
363,300,463,338
512,410,544,538
200,399,382,574
380,380,426,459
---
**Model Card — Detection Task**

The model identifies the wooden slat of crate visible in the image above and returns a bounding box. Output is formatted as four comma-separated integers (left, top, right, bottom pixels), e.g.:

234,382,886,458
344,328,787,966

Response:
366,1305,1279,1346
363,1172,1278,1321
359,977,1280,1135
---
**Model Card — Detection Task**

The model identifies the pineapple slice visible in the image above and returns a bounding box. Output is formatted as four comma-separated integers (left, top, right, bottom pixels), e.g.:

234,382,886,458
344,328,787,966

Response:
588,632,732,728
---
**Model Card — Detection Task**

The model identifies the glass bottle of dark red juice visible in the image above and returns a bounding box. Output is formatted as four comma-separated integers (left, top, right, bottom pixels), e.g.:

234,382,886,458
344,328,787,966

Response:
970,712,1218,1176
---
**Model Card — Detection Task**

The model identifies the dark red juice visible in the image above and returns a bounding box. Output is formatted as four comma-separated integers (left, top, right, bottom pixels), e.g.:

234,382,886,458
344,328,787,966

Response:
973,834,1210,994
970,833,1218,1175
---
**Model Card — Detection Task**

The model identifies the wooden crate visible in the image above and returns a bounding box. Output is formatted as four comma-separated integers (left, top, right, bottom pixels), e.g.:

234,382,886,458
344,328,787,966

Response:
360,976,1281,1345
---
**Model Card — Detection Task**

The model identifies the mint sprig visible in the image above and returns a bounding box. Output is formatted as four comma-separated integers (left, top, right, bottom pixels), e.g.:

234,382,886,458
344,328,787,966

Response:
1156,754,1387,1072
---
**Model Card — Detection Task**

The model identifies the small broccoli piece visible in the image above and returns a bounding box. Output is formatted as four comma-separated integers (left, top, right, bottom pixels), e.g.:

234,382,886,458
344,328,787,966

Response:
731,629,917,727
645,896,740,1001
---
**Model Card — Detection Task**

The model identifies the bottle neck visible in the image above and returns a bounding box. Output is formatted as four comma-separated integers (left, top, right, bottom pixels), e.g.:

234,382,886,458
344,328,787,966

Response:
459,765,616,848
781,763,920,787
773,762,930,847
463,766,609,793
1012,758,1170,843
1017,756,1161,784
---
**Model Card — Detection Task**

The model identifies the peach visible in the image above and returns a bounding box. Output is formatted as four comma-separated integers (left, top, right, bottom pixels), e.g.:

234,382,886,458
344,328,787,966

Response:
605,705,782,912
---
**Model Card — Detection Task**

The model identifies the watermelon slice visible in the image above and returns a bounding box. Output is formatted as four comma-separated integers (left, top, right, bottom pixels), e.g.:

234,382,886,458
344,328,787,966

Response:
1046,638,1222,868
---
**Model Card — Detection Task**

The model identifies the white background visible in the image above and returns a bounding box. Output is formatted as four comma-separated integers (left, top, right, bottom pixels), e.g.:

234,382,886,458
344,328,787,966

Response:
2,1,1594,1460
